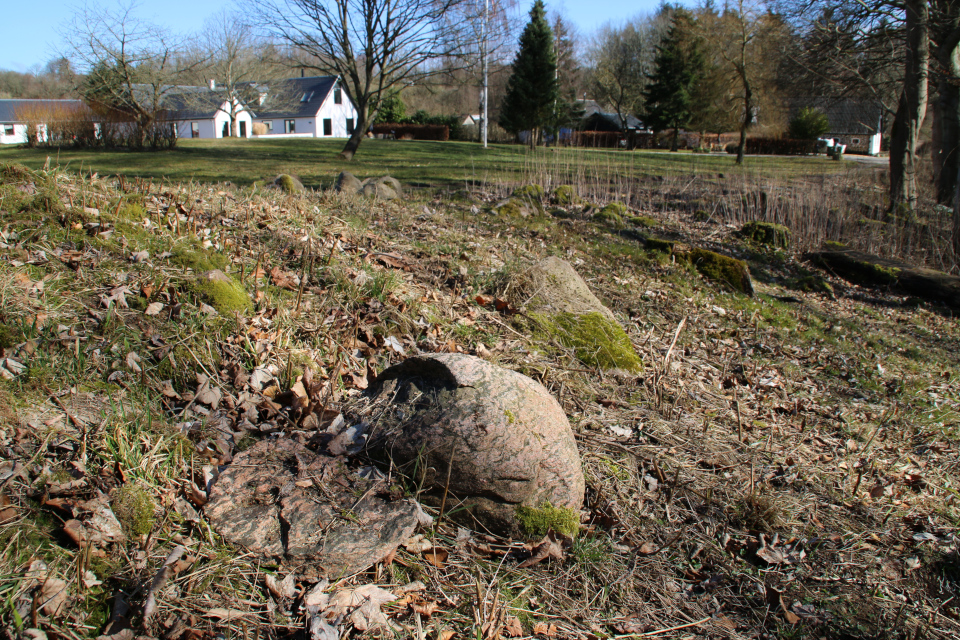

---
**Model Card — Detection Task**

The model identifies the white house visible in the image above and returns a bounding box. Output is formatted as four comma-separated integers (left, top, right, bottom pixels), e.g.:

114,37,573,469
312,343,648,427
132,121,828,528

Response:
163,87,254,139
252,76,358,139
790,99,884,156
0,99,86,144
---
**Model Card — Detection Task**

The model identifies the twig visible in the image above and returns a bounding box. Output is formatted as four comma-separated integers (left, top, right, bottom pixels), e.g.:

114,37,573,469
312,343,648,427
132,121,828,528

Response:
613,616,711,638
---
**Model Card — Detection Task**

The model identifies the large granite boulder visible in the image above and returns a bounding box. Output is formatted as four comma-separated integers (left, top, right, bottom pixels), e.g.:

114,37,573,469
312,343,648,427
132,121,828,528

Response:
206,439,421,576
361,176,402,200
366,353,584,537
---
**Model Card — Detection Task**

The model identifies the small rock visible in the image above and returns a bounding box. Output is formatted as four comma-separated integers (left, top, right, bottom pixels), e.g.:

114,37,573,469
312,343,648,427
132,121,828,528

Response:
333,171,363,195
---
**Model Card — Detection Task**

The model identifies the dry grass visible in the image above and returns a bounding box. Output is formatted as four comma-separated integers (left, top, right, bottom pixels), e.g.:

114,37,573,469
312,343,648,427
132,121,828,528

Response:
0,161,957,640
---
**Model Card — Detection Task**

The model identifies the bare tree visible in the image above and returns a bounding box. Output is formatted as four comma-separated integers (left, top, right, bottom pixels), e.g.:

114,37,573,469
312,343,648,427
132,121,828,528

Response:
246,0,464,159
587,12,669,131
182,12,288,137
62,2,192,149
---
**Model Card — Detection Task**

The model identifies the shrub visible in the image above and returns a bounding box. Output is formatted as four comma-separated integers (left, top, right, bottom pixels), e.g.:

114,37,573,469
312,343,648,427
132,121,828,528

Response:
726,138,818,156
789,107,830,140
370,123,449,141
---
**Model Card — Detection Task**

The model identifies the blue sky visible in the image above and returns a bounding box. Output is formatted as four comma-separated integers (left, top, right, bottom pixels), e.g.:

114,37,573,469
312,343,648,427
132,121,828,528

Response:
1,0,672,72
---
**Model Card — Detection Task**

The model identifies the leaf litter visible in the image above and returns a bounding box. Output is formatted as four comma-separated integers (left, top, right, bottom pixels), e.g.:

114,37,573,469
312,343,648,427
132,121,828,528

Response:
0,163,957,639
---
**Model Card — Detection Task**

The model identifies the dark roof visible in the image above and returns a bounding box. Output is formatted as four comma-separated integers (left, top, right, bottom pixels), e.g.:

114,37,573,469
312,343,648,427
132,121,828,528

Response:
790,98,884,135
581,111,644,132
0,99,85,123
257,76,346,118
253,76,340,119
161,88,233,120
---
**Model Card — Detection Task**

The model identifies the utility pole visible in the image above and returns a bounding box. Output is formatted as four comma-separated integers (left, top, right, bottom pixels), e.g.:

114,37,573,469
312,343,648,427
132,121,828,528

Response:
481,0,489,148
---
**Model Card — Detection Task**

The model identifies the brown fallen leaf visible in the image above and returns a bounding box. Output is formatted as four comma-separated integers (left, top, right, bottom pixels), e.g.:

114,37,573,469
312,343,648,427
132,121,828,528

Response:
39,577,69,616
504,616,524,637
0,493,17,524
532,622,557,637
518,530,571,568
144,302,164,316
204,608,258,621
423,548,448,567
436,630,455,640
411,600,440,617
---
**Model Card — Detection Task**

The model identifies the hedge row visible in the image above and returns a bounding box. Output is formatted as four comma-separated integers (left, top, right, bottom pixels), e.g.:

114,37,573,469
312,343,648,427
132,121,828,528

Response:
370,123,449,141
726,137,819,156
570,131,622,148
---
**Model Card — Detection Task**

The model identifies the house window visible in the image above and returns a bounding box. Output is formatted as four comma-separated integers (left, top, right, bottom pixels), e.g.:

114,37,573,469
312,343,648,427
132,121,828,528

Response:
300,92,313,103
191,122,199,138
323,119,332,136
2,124,13,136
284,119,296,133
346,118,354,135
263,121,273,132
852,138,861,145
334,86,342,105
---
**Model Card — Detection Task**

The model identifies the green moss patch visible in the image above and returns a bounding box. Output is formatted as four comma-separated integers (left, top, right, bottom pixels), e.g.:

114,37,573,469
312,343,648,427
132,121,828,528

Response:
191,273,252,315
274,173,304,193
172,247,229,273
516,502,580,538
551,185,577,205
741,221,790,248
113,483,156,538
534,311,642,373
513,184,544,199
630,215,658,228
594,203,626,227
0,162,63,214
645,237,676,253
689,248,754,296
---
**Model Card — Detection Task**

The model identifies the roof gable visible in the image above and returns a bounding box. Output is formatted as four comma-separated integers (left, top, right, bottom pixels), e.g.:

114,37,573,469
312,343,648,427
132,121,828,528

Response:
254,76,341,119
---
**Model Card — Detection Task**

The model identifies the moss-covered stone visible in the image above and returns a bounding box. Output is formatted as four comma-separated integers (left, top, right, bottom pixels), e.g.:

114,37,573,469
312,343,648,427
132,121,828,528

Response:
741,221,790,248
192,270,252,315
493,198,539,218
811,249,901,286
551,185,577,205
513,184,544,199
113,483,156,538
688,248,754,296
792,274,834,296
534,311,642,373
273,173,304,193
645,237,676,253
629,215,658,228
0,324,22,350
594,203,626,227
516,502,580,538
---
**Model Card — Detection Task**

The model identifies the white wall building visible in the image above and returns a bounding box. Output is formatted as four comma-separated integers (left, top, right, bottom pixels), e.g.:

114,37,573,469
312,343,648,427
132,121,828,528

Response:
0,99,85,145
164,89,254,139
252,76,358,139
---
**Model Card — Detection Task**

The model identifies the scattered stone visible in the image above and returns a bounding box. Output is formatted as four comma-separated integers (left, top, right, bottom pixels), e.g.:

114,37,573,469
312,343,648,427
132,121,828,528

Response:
593,202,626,227
271,174,304,193
364,353,584,538
810,246,960,309
206,439,421,576
741,221,790,248
551,185,577,205
333,171,363,195
680,247,754,296
360,176,401,200
507,257,642,372
492,198,538,218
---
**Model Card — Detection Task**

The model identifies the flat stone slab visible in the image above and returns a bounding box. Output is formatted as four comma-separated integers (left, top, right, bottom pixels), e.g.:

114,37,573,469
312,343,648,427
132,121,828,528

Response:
205,439,420,576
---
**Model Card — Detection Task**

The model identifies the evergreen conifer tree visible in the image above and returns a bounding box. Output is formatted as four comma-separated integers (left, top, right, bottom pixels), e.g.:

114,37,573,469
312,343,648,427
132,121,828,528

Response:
498,0,558,147
644,9,706,151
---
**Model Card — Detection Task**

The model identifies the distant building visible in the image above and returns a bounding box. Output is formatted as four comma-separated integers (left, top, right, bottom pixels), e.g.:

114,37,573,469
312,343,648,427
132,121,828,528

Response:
0,99,86,144
251,76,358,139
790,99,884,156
162,85,254,139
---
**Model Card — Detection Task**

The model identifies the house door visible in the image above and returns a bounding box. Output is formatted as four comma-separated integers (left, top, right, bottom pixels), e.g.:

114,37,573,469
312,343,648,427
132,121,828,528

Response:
222,122,229,137
239,121,246,137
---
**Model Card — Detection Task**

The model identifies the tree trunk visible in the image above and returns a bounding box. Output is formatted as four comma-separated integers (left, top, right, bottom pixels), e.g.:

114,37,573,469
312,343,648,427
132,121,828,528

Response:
936,76,959,204
736,75,751,166
339,111,368,161
889,0,930,210
670,126,679,152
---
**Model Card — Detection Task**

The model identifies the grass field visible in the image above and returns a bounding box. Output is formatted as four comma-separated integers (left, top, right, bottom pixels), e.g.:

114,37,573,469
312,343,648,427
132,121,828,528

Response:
0,138,847,190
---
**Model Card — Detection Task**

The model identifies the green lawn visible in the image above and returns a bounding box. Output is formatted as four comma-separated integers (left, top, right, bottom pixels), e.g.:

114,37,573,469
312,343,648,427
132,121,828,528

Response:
0,138,847,190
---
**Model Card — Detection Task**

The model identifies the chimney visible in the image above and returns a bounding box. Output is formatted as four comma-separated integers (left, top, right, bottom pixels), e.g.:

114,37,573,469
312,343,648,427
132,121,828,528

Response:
209,79,216,90
301,68,305,78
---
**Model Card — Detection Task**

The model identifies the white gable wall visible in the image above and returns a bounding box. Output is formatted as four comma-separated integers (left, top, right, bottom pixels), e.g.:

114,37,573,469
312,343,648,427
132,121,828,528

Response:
172,101,253,139
0,123,28,145
315,89,358,138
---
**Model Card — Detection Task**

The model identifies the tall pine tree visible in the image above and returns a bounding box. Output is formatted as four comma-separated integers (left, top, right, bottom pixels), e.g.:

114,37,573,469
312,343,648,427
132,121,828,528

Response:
498,0,558,147
644,9,706,151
